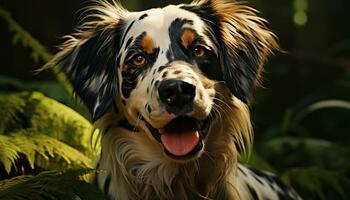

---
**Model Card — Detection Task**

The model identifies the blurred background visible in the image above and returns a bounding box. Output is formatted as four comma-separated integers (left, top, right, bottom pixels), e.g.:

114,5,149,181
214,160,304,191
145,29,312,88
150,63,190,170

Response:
0,0,349,199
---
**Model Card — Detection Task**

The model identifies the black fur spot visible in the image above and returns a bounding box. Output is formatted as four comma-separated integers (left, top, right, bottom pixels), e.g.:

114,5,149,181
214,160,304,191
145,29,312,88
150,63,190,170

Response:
162,71,168,78
154,80,160,87
138,13,148,21
248,167,299,199
249,167,275,183
238,166,247,176
254,176,265,185
246,183,259,200
146,105,152,113
157,65,166,72
125,37,133,50
104,174,111,194
173,70,181,74
121,20,135,46
166,18,194,63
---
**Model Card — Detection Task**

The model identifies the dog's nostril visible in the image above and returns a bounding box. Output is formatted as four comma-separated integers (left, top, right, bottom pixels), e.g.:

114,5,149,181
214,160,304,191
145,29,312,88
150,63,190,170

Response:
158,80,196,109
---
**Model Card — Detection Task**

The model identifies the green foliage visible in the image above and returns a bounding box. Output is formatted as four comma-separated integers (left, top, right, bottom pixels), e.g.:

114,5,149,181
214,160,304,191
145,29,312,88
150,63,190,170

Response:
0,92,26,133
0,75,71,105
0,168,106,200
281,99,350,134
0,92,99,175
0,132,92,174
283,167,346,200
249,98,350,200
0,135,21,174
261,137,350,170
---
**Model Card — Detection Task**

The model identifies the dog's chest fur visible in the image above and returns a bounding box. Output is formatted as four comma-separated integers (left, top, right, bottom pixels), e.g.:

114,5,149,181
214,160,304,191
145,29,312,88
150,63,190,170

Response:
92,123,301,200
95,154,301,200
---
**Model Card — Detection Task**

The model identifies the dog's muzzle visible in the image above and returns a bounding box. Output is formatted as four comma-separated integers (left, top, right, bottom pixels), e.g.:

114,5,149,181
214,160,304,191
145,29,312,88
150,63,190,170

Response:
158,79,195,115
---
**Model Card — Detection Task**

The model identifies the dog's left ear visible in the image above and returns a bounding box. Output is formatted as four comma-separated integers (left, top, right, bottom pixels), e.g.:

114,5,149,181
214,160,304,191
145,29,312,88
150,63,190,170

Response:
44,2,126,121
184,0,279,102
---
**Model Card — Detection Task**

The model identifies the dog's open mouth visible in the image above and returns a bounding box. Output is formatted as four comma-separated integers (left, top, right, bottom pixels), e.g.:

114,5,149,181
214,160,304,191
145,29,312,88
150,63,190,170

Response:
146,116,210,160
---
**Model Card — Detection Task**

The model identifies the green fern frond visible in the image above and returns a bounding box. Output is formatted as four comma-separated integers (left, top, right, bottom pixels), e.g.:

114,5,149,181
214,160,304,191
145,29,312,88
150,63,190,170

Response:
0,131,93,174
0,92,99,158
0,168,106,200
24,92,99,157
0,93,26,133
0,135,21,173
0,92,100,174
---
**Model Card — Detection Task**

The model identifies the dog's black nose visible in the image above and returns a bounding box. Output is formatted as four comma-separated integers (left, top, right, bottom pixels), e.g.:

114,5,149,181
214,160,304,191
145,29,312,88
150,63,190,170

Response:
158,80,196,113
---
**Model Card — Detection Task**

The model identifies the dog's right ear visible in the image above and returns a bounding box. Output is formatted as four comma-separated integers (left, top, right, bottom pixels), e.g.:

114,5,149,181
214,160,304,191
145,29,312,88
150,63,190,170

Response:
44,2,127,121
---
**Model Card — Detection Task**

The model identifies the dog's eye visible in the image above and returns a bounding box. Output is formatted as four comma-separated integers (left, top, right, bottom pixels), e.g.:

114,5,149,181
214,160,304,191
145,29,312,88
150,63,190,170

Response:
131,54,147,66
193,46,206,57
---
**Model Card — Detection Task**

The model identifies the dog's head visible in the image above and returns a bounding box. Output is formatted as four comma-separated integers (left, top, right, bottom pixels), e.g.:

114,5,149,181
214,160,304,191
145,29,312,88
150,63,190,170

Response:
47,0,278,162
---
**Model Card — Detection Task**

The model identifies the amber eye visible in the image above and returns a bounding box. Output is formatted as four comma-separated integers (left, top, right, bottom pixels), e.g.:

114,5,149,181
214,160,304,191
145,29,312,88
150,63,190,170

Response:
193,46,206,57
132,54,147,66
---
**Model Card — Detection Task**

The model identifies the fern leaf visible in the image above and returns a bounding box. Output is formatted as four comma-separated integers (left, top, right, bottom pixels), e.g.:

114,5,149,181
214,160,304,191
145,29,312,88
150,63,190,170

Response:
0,168,106,200
0,135,20,173
0,131,93,174
0,93,26,133
25,92,99,157
0,92,99,158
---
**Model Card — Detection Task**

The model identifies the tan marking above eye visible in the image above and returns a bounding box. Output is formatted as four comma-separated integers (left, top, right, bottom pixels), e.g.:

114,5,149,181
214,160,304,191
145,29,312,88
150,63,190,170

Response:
141,35,154,54
181,29,196,48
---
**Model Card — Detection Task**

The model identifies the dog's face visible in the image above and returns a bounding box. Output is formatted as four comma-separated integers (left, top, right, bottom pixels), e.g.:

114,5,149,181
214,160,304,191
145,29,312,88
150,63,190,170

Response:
117,6,219,160
48,0,277,162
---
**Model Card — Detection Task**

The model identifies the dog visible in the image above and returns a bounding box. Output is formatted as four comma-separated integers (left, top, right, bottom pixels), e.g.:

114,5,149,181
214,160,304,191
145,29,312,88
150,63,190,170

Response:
46,0,302,199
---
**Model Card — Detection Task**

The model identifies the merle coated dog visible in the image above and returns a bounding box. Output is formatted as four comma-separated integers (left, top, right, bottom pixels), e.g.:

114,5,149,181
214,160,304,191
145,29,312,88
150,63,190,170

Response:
46,0,302,199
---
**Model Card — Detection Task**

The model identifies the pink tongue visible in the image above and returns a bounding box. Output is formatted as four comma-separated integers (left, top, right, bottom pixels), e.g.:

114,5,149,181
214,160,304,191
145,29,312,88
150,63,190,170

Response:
161,131,199,156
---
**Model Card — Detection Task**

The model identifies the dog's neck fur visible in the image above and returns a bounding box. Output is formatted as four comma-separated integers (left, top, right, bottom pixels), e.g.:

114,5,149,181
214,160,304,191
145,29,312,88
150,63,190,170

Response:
95,92,252,200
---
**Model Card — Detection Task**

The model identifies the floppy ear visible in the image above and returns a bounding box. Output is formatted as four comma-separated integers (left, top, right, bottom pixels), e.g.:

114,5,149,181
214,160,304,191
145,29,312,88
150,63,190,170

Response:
45,2,126,121
184,0,279,102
